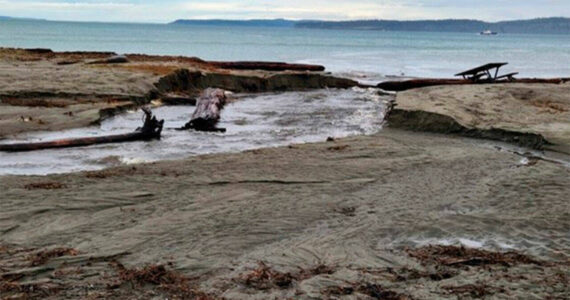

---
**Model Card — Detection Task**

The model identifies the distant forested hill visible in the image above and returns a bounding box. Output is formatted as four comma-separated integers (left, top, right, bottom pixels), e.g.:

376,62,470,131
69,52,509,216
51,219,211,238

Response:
0,16,46,21
296,18,570,34
171,19,296,27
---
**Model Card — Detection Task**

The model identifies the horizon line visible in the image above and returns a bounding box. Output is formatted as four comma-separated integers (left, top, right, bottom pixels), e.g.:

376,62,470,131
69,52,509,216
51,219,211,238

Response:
2,15,569,25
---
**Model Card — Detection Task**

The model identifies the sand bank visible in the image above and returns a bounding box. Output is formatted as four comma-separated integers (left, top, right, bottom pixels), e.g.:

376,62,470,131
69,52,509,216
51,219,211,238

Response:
0,48,357,139
392,83,570,154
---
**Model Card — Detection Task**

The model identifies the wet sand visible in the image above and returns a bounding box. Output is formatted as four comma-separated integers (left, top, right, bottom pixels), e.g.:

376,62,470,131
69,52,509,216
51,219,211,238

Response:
1,129,569,299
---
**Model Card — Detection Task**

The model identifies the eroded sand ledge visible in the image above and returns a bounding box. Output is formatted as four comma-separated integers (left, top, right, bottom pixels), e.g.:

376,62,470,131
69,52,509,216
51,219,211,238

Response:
391,83,570,154
0,48,357,138
1,49,569,299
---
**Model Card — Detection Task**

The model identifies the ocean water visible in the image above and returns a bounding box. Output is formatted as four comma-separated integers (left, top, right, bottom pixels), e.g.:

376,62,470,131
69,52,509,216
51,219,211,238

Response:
1,19,570,81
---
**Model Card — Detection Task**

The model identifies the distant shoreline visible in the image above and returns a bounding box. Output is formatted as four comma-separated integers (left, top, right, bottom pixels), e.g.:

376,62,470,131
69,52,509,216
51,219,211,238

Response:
172,17,570,34
3,16,570,34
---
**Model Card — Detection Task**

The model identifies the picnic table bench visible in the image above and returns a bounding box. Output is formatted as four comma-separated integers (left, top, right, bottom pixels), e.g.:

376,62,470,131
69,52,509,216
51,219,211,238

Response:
455,62,509,82
496,72,519,81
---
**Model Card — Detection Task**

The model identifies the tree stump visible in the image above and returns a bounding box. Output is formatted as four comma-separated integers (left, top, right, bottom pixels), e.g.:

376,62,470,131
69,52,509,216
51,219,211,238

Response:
179,88,227,132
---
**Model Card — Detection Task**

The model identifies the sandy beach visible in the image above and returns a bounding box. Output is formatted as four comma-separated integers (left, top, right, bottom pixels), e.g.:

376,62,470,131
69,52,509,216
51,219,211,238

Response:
1,49,569,299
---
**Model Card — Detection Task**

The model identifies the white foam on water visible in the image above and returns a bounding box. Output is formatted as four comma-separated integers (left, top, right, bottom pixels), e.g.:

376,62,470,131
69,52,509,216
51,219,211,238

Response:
404,236,547,253
474,140,570,169
457,238,484,248
120,157,149,165
0,88,389,175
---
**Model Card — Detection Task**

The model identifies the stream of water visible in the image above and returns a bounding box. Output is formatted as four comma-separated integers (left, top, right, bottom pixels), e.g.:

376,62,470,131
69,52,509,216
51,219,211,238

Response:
0,88,388,175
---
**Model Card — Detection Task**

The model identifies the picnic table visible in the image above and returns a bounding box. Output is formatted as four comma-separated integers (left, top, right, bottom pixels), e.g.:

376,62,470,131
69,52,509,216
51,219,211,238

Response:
455,62,509,82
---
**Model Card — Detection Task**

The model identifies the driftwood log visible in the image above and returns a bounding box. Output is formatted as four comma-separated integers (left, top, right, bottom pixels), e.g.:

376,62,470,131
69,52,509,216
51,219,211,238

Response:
0,107,164,152
377,77,570,92
87,55,129,65
209,61,325,72
179,88,227,132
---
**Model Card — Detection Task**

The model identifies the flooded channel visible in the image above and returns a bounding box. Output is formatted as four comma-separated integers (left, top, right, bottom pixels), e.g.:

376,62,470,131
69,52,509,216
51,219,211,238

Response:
0,88,389,175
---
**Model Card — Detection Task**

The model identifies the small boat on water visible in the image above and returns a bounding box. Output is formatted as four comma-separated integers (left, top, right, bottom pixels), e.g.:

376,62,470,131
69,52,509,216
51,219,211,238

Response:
480,30,498,35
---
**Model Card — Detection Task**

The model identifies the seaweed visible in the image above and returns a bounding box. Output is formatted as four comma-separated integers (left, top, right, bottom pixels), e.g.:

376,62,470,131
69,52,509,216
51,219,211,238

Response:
237,262,294,290
327,145,350,151
236,262,336,290
108,261,213,300
442,283,504,298
323,283,412,300
29,247,79,266
0,281,61,298
407,245,545,267
387,266,457,282
24,182,67,190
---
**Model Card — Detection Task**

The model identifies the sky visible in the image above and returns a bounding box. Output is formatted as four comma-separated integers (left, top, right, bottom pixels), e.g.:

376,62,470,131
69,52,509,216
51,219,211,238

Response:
1,0,569,23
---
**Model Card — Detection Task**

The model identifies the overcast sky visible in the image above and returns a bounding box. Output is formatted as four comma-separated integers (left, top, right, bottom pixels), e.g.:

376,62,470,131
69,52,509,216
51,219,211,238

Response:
1,0,569,23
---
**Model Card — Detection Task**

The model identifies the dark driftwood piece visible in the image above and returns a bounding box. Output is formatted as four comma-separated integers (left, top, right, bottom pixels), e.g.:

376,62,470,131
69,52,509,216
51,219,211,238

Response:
0,108,164,152
179,88,227,132
87,55,129,65
377,77,570,92
377,79,468,91
209,61,325,72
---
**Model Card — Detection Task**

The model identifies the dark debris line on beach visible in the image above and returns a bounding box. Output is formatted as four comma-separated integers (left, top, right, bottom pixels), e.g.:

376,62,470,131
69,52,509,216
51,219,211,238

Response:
1,244,568,299
377,77,570,92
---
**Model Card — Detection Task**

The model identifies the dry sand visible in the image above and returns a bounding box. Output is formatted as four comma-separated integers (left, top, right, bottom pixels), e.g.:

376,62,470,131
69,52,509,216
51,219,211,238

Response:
395,83,570,154
0,56,158,138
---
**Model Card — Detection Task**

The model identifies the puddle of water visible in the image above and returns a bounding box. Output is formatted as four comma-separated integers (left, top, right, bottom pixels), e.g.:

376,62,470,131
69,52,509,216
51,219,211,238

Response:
474,140,570,168
388,236,531,253
404,237,535,255
0,88,389,175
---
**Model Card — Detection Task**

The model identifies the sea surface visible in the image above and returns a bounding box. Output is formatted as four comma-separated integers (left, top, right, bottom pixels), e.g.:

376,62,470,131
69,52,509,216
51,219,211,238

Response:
1,19,570,82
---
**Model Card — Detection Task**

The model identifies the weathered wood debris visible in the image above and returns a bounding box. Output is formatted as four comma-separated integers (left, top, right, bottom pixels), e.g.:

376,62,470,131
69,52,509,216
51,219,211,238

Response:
178,88,228,132
209,61,325,72
0,107,164,152
87,55,129,65
378,77,570,92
